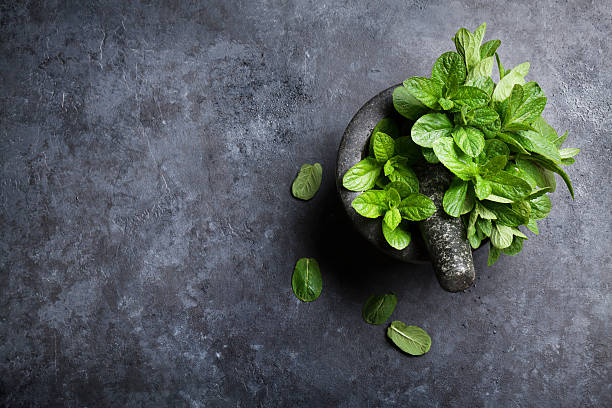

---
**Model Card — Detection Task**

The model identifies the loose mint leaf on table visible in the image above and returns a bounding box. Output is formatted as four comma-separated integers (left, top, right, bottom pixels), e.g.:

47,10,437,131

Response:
373,132,396,163
411,113,454,148
397,193,436,221
342,158,382,191
432,137,476,181
443,177,469,217
362,294,398,325
382,221,411,250
403,77,442,109
351,190,389,218
393,86,428,120
292,163,322,200
387,321,432,356
451,126,485,157
292,258,322,302
431,51,466,91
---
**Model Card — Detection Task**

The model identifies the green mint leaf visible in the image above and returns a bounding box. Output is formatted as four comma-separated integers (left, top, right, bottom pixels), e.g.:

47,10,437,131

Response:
502,84,547,131
475,176,492,199
491,223,514,248
492,62,530,102
524,155,573,198
292,163,323,200
342,158,382,191
512,130,562,163
362,294,398,325
484,170,532,202
292,258,322,302
431,51,467,92
467,207,478,238
510,227,528,239
439,98,454,110
483,139,510,161
393,86,429,121
398,193,437,221
466,56,494,81
394,136,422,164
443,177,469,217
529,194,551,220
453,28,480,72
502,236,525,255
483,202,530,227
351,190,389,218
531,116,558,143
384,208,402,231
476,217,492,237
369,118,400,155
387,161,419,192
479,155,508,177
475,201,497,219
505,165,537,189
432,137,476,181
375,173,390,189
474,22,486,45
385,180,417,198
487,242,502,266
403,77,442,109
465,76,495,96
373,132,396,163
387,321,431,356
495,132,530,154
452,126,485,157
495,52,506,79
480,39,501,59
466,106,499,128
382,222,411,250
448,86,489,111
383,159,395,176
554,130,568,148
559,148,580,159
421,147,440,163
526,218,539,235
387,187,401,208
524,187,553,200
411,113,454,148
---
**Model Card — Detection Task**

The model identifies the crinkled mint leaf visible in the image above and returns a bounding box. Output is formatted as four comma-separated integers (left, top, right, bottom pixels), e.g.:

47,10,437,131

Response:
343,158,382,191
411,113,454,148
292,163,322,200
351,190,389,218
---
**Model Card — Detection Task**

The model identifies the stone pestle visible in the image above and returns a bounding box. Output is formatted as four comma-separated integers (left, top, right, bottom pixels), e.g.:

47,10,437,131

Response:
413,164,475,292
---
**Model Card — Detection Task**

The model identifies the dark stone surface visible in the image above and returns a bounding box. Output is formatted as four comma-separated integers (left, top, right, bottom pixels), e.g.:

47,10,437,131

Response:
1,1,610,406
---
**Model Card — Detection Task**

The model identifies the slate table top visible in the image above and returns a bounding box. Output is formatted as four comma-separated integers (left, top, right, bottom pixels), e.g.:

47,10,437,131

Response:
1,1,610,406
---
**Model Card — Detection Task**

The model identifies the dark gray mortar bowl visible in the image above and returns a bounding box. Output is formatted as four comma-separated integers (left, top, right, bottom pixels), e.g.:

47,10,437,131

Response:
335,84,480,292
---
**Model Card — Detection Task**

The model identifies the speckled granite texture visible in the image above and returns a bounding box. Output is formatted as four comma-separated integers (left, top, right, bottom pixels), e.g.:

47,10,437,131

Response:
0,1,610,406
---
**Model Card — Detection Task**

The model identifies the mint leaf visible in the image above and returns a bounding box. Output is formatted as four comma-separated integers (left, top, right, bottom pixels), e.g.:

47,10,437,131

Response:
351,190,389,218
475,175,492,199
465,76,495,96
491,223,514,248
479,155,507,177
432,137,476,181
411,113,454,148
466,56,494,81
483,202,530,227
443,177,469,217
476,217,492,236
292,163,323,200
385,180,416,197
373,132,396,163
453,27,480,72
559,148,580,159
487,243,502,266
484,170,532,202
524,155,573,198
502,84,547,131
422,147,440,163
492,62,530,102
343,158,382,191
362,294,398,325
526,218,539,235
387,187,401,208
502,236,525,255
398,193,437,221
452,126,485,157
382,222,411,250
387,161,419,192
403,77,442,109
448,86,489,111
387,321,431,356
529,194,551,220
475,201,497,219
292,258,322,302
467,107,499,128
480,39,501,59
495,132,530,154
438,98,454,110
431,51,466,92
384,208,402,230
393,86,429,120
369,118,399,155
483,139,510,161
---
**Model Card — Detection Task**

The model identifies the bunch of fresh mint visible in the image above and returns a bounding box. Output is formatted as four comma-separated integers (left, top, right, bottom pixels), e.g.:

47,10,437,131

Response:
343,22,578,265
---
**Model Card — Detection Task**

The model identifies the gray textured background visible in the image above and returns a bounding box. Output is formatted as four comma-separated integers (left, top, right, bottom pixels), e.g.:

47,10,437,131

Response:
1,1,610,406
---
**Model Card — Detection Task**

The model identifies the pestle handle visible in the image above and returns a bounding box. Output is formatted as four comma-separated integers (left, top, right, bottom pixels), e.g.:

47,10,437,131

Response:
414,164,475,292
